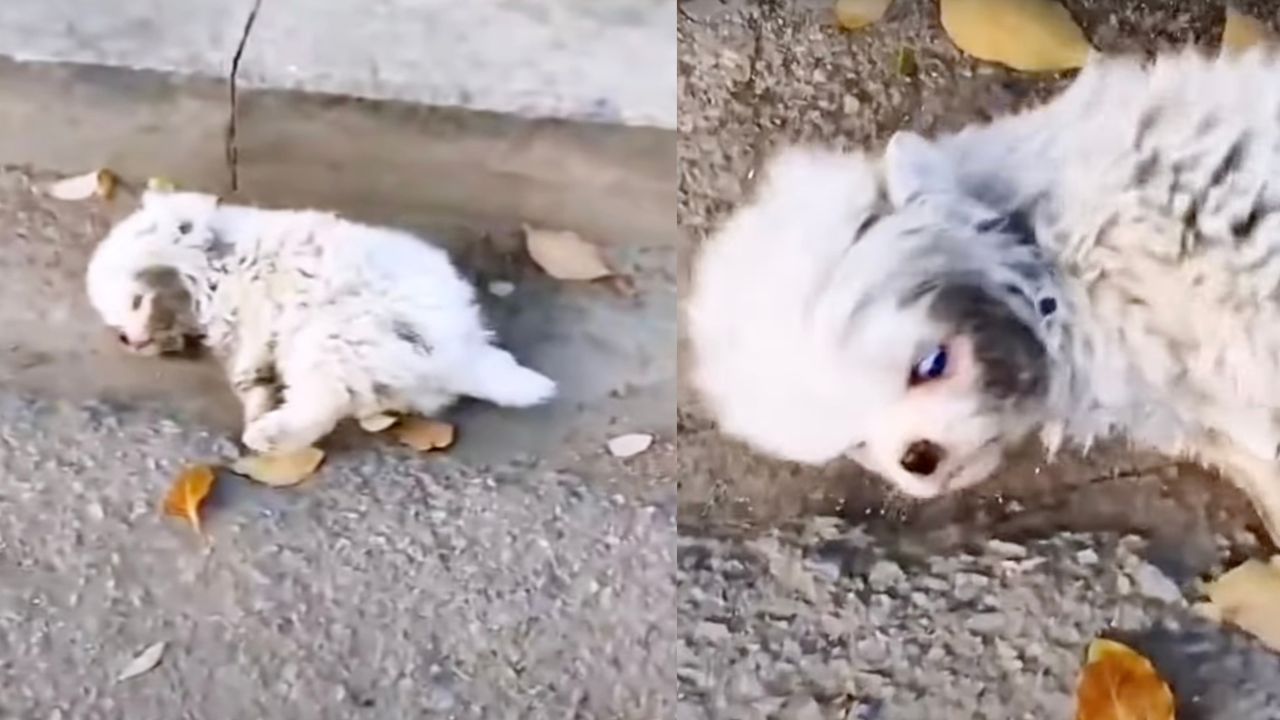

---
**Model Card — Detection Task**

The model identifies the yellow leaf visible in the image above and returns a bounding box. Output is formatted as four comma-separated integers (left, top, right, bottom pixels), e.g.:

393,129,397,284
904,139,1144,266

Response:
392,417,456,451
1074,638,1175,720
524,225,613,281
834,0,892,30
896,47,919,77
1223,6,1274,54
357,413,399,433
44,169,119,201
116,641,166,682
607,432,654,458
940,0,1091,72
146,176,177,193
1199,557,1280,652
162,465,216,536
231,447,325,487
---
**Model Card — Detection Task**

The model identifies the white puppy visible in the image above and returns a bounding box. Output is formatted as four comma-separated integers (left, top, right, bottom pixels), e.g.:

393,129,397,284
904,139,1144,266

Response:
687,48,1280,542
87,190,556,453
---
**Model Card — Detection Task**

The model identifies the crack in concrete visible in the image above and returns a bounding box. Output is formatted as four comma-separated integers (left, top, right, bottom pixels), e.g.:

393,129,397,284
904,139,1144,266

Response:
225,0,264,192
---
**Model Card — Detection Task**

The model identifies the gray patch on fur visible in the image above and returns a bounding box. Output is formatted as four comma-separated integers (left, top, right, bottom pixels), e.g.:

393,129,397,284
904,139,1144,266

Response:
136,265,197,353
927,280,1048,403
392,320,433,355
1134,105,1162,149
205,231,235,259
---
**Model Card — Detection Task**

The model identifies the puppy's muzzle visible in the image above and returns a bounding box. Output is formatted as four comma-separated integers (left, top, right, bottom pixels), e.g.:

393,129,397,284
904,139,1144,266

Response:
900,439,945,476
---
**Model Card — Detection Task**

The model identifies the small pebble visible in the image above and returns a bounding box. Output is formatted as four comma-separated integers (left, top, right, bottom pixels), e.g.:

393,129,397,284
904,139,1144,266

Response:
487,280,516,297
1132,561,1183,604
867,559,905,591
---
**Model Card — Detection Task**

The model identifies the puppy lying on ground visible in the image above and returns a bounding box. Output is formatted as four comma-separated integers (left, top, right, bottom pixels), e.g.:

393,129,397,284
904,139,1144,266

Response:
87,190,556,453
687,48,1280,544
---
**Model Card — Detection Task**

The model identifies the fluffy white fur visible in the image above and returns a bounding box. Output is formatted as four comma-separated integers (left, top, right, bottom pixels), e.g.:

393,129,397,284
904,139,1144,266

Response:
687,48,1280,542
87,190,556,453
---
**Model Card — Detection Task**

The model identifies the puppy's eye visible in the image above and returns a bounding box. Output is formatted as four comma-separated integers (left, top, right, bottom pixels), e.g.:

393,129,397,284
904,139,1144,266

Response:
909,344,949,386
178,221,193,234
131,294,143,310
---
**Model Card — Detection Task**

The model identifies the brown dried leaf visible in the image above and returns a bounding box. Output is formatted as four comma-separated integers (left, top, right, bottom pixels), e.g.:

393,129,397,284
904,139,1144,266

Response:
44,169,119,201
231,447,325,487
162,465,216,536
940,0,1091,72
524,225,613,281
1197,557,1280,651
392,417,456,451
1074,638,1175,720
1223,6,1275,54
834,0,892,30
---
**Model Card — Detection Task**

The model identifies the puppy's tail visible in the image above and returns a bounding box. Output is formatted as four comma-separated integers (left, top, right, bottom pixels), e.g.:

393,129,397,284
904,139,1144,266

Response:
453,347,557,407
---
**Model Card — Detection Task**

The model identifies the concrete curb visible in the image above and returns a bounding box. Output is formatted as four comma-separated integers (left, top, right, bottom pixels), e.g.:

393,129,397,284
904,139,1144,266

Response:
0,56,675,250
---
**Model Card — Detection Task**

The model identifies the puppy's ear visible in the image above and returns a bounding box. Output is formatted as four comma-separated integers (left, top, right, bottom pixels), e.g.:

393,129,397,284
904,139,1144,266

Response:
136,265,195,335
140,189,166,211
883,131,957,207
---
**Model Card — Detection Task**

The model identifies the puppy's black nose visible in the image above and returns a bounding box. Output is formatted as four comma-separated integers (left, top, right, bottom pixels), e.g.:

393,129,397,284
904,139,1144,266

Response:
900,440,944,476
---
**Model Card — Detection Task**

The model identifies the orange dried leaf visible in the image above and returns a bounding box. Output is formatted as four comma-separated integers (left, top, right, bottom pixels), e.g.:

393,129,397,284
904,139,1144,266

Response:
393,417,456,451
231,447,325,487
163,465,216,535
1074,638,1175,720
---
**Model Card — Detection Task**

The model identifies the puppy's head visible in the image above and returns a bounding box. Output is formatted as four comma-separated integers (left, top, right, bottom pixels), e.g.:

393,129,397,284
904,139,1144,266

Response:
86,190,217,356
686,134,1052,498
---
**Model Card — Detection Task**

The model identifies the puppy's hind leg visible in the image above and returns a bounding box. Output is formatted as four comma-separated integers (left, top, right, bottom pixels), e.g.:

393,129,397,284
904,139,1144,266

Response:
1196,437,1280,548
449,347,556,408
242,369,352,454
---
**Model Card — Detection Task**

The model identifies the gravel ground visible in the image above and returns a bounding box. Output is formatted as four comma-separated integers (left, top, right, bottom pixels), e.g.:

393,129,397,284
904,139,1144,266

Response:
0,395,674,718
677,1,1280,718
678,523,1280,719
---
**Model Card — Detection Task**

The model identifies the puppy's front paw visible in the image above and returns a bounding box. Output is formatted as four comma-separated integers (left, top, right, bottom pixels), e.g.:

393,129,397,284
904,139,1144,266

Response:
242,411,314,454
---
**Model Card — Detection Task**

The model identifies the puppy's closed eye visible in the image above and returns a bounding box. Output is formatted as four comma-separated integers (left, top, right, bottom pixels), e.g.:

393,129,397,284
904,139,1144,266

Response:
131,294,143,310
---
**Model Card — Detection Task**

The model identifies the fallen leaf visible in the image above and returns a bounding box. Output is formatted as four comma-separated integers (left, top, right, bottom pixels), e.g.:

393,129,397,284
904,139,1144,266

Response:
524,225,613,281
1197,557,1280,651
146,176,177,192
162,465,216,536
117,641,166,682
1222,6,1274,54
607,433,654,459
834,0,892,30
231,447,325,487
940,0,1091,72
606,274,639,298
1074,638,1175,720
896,47,919,77
43,169,119,201
392,417,456,451
358,413,399,433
